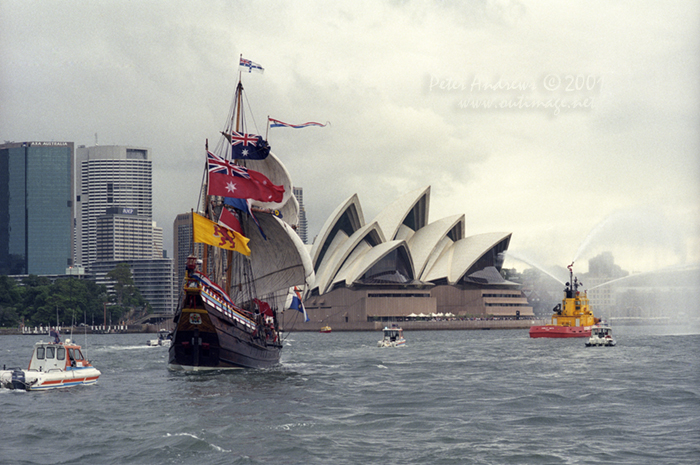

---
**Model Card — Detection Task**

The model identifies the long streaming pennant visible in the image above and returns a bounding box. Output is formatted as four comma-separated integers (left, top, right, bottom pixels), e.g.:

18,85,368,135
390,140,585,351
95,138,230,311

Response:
268,117,329,129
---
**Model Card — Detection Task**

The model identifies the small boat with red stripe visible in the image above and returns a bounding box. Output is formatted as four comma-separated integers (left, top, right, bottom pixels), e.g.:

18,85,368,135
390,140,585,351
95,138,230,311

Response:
0,339,100,391
529,263,599,338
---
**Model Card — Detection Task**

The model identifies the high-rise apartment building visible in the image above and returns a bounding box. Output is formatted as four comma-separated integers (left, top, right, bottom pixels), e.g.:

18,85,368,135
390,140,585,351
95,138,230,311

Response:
75,145,153,266
293,186,308,244
0,141,74,275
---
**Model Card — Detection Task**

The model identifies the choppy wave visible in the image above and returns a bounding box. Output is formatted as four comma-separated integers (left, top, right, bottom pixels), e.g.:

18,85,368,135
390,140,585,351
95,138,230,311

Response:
1,329,698,464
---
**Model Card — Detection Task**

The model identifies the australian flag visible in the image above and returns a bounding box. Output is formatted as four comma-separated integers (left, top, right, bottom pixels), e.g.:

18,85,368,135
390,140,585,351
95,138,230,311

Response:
223,131,270,160
207,151,284,203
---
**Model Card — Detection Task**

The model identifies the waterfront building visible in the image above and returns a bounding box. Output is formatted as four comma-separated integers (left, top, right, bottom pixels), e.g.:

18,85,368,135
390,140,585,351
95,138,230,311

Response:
0,141,74,275
89,259,174,317
281,186,533,330
293,187,308,244
582,252,628,317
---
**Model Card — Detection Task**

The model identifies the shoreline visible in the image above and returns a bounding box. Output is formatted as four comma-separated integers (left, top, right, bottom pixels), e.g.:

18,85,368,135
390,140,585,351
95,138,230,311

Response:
282,319,545,332
1,319,544,335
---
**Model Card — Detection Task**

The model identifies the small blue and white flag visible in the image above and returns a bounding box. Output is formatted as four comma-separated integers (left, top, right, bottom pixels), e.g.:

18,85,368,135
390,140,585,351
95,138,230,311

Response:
239,56,264,73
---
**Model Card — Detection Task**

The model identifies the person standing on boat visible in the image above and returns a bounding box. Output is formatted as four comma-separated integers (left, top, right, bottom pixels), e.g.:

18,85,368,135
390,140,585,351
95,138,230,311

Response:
50,327,60,344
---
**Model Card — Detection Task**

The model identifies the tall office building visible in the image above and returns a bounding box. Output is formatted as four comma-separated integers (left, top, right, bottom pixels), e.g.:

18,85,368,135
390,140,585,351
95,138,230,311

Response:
293,186,308,244
95,207,154,261
76,145,173,315
152,222,164,259
75,145,153,266
0,141,74,275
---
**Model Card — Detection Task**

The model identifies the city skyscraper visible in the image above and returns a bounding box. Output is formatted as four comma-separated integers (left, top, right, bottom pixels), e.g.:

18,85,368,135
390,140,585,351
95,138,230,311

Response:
0,141,74,275
95,207,154,262
75,145,154,265
76,145,173,315
293,186,308,244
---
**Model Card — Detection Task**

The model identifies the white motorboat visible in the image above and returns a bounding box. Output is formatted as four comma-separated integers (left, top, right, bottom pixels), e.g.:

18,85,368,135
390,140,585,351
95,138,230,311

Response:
585,322,616,347
0,339,101,391
378,325,406,348
147,329,172,347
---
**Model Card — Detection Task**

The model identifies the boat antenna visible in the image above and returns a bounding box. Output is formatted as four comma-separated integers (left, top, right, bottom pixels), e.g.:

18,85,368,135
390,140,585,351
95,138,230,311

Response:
83,305,88,356
190,209,195,255
568,262,574,285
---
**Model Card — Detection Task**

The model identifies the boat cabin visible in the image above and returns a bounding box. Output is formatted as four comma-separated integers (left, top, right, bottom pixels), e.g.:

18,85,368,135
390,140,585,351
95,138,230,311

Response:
27,341,89,372
591,325,612,338
382,326,403,342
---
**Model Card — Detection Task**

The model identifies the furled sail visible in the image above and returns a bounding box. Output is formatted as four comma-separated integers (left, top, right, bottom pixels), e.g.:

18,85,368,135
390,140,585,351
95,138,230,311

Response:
277,192,300,227
228,212,314,311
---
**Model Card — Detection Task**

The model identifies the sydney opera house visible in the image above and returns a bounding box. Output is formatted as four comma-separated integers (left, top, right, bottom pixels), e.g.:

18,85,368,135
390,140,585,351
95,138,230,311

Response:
281,186,533,330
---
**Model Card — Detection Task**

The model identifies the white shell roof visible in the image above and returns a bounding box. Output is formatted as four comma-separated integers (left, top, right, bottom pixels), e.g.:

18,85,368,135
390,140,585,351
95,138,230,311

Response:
314,221,385,294
310,187,512,295
310,193,364,270
373,186,430,241
407,214,465,279
329,240,374,289
335,240,414,286
422,232,512,284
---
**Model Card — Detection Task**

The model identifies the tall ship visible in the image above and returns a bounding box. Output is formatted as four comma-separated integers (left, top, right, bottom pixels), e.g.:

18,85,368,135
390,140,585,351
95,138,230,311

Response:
529,263,599,338
168,62,314,370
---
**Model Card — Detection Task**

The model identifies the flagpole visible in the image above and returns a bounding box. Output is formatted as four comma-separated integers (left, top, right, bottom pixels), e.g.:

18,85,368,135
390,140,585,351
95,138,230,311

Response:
190,208,195,255
201,139,209,273
227,76,244,294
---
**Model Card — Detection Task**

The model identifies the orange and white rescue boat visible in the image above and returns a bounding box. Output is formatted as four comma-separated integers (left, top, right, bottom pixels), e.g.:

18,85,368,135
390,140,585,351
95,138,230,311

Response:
0,339,100,391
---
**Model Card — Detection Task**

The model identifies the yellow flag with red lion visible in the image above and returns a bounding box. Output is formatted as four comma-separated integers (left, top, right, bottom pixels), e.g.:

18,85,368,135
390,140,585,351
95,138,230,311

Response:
192,212,251,256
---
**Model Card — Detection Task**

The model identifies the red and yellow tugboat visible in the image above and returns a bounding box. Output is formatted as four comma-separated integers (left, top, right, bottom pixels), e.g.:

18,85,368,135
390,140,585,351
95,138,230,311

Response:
529,263,599,338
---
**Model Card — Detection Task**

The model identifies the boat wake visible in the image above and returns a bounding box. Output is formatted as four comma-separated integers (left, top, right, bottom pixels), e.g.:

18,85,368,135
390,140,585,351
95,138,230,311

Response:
164,432,231,453
94,345,153,352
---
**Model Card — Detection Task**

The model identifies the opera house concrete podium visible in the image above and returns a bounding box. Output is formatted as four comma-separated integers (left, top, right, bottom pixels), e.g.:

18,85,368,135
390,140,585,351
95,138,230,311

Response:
281,186,533,331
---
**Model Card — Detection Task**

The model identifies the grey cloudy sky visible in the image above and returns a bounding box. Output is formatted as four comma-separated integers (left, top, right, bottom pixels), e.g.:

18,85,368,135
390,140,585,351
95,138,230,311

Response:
2,0,698,275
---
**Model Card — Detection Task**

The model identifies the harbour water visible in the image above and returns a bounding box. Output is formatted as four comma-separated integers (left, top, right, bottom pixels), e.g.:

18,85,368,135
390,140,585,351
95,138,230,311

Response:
1,325,698,464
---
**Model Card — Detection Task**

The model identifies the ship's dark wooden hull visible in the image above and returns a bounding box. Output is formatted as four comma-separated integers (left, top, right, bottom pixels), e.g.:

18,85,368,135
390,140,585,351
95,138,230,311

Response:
168,298,281,370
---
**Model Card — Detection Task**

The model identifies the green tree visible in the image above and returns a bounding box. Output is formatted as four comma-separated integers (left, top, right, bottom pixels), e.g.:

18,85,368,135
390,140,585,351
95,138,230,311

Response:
0,276,21,327
3,275,110,327
106,263,146,323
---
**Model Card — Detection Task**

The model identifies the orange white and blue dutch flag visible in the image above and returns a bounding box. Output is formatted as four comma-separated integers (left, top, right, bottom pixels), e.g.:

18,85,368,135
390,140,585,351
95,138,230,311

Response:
268,117,329,129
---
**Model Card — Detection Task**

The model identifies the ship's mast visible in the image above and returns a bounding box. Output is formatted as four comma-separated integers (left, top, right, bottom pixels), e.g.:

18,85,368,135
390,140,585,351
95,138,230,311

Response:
226,77,244,291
